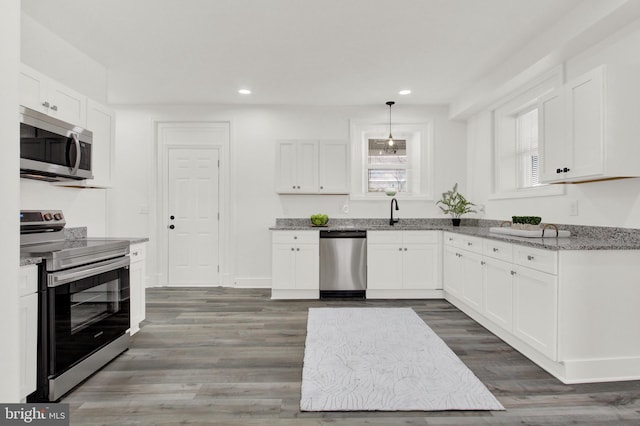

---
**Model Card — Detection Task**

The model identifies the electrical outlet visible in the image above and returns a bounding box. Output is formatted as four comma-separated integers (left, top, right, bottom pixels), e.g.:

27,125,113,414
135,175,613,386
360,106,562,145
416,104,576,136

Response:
569,200,579,216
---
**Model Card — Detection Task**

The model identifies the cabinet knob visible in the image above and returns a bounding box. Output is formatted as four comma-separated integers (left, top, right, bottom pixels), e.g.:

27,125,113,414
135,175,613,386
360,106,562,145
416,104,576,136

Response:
291,248,294,251
170,215,175,220
294,236,297,239
296,248,300,251
51,105,58,111
292,185,296,189
527,255,534,261
132,251,138,256
320,186,324,190
511,270,516,275
169,225,175,230
493,248,498,252
480,261,485,265
399,247,403,251
467,242,472,246
297,186,301,189
563,167,570,173
404,248,407,251
556,168,562,174
42,101,50,108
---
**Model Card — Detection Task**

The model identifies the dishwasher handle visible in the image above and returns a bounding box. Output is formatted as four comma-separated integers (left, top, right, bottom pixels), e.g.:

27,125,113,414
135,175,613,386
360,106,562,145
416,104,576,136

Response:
320,230,366,239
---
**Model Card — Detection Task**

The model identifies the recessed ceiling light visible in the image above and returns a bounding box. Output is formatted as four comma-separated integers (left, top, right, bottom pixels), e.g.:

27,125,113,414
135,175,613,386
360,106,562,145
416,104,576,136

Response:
238,89,252,95
398,89,411,95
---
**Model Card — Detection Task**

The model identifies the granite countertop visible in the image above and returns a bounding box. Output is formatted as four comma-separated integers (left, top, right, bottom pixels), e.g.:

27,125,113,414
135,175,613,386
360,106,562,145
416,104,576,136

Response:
271,218,640,251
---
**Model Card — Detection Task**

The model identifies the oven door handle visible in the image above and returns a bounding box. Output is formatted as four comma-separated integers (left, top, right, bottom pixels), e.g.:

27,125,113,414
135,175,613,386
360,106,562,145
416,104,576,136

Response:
48,256,130,287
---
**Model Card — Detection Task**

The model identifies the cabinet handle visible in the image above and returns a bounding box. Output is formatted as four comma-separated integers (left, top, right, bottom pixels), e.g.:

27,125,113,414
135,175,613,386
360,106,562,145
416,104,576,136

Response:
132,251,138,256
556,168,562,174
527,255,534,261
467,242,472,246
294,236,297,239
297,186,301,189
51,105,58,111
291,248,294,251
320,186,324,189
399,247,402,251
493,248,499,252
448,237,453,241
42,101,50,108
296,248,300,251
511,270,516,275
404,248,407,251
292,185,296,189
480,261,485,265
563,167,570,173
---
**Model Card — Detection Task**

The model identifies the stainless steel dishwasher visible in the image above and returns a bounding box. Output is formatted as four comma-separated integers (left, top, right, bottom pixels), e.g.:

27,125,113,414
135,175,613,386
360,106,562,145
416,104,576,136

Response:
319,230,367,298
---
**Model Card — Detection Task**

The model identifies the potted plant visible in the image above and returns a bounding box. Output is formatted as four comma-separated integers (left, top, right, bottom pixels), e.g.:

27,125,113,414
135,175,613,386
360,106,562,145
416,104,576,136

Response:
437,183,476,226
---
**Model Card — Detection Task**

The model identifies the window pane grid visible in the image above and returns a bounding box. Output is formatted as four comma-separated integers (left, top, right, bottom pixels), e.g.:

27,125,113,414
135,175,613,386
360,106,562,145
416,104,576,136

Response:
516,108,541,188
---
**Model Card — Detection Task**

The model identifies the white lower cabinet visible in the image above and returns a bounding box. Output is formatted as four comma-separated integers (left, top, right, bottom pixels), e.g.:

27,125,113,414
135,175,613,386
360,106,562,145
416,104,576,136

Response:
129,242,147,335
271,231,319,299
512,265,558,360
444,232,640,384
367,230,441,299
19,265,38,401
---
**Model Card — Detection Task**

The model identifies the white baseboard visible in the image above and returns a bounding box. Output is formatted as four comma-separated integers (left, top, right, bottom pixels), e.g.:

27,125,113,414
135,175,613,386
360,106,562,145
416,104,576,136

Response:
234,277,271,288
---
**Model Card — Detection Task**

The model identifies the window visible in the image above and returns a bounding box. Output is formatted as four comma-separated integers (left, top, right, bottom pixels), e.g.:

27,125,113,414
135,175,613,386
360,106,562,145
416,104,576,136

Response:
349,121,434,200
515,107,540,189
491,67,564,199
367,139,407,193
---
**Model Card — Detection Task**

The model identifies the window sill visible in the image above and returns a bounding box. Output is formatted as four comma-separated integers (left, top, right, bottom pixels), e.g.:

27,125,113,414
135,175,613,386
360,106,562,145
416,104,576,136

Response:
350,193,433,201
489,185,564,200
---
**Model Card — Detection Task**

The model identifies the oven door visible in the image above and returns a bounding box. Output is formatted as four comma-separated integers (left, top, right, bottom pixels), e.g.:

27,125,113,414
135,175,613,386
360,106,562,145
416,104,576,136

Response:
47,256,130,376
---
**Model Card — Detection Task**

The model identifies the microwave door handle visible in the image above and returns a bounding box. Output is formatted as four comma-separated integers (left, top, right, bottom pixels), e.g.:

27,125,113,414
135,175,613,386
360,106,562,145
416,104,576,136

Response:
71,133,81,175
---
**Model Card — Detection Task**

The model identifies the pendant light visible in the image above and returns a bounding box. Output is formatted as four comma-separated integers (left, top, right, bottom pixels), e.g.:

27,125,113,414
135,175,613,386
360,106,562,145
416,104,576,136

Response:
386,101,395,146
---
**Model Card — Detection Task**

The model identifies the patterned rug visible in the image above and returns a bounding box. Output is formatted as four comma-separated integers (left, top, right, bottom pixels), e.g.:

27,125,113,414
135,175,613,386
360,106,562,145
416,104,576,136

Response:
300,307,504,411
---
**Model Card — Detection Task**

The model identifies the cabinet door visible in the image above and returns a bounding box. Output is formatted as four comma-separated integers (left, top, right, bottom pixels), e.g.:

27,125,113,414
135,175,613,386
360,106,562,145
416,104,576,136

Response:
296,141,318,193
483,257,514,332
86,100,115,186
539,88,567,182
318,141,349,193
20,65,49,114
19,293,38,399
294,244,319,290
129,243,146,335
367,244,403,290
443,246,463,297
275,141,298,193
567,68,604,179
461,250,483,310
47,81,87,126
272,244,295,290
403,243,440,290
513,266,558,360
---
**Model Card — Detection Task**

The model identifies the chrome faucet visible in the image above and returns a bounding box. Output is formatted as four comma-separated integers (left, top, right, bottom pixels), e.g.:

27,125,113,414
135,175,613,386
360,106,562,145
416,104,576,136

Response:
390,198,399,226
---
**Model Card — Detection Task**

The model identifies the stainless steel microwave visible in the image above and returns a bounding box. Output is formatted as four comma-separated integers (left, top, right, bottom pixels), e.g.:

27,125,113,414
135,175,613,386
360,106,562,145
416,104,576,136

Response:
20,106,93,181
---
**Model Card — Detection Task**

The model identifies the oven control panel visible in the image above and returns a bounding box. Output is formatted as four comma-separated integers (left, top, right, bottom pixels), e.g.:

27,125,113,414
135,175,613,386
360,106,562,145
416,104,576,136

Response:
20,210,66,232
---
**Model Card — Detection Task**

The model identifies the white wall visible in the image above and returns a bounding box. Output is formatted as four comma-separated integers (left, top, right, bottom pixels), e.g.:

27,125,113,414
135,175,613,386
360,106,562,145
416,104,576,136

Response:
20,12,110,236
110,104,466,287
466,17,640,228
1,0,21,403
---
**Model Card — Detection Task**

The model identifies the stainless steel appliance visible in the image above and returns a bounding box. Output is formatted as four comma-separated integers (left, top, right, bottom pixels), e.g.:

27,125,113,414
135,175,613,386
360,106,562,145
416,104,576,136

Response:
319,230,367,298
20,210,130,401
20,106,93,181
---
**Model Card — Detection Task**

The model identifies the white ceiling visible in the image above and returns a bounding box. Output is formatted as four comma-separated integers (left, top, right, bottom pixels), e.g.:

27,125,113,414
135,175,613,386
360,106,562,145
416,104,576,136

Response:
21,0,587,105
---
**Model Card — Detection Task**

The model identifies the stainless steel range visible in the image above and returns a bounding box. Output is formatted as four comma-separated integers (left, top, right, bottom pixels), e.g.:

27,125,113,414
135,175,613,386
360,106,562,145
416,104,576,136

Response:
20,210,131,402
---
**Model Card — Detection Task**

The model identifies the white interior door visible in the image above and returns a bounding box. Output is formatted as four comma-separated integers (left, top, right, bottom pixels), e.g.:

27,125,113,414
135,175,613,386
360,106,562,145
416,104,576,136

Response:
168,147,220,286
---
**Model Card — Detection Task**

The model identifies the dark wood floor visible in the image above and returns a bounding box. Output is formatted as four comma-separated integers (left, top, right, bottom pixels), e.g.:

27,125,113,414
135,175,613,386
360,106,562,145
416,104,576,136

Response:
63,287,640,425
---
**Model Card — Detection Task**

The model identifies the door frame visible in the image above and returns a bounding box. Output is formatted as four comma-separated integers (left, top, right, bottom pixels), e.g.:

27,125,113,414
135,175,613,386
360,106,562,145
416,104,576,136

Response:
155,121,231,287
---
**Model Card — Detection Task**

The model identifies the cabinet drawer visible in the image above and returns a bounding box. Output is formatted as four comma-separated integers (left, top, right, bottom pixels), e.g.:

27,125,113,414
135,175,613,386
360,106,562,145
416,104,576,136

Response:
272,230,318,245
403,231,439,244
130,243,147,262
444,232,482,253
367,231,402,245
19,265,38,297
483,239,513,262
514,246,558,275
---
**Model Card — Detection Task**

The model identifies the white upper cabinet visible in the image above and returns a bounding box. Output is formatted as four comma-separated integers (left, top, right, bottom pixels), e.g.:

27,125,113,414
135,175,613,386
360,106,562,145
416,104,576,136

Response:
84,100,116,187
539,64,640,183
275,140,349,194
20,64,87,127
318,140,349,193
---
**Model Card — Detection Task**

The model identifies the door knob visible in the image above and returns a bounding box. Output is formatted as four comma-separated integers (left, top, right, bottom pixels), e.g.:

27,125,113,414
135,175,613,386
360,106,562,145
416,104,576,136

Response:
170,215,175,220
169,225,175,230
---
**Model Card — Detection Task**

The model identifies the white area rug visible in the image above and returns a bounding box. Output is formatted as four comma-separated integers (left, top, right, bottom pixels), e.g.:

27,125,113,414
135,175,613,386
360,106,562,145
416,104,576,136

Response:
300,307,504,411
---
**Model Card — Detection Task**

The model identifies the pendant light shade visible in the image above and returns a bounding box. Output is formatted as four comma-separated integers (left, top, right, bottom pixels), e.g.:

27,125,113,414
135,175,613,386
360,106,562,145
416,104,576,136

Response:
386,101,395,146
